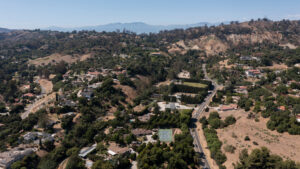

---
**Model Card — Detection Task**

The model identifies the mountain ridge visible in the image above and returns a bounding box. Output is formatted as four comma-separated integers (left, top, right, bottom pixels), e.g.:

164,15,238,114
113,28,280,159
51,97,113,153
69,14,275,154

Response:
42,22,226,34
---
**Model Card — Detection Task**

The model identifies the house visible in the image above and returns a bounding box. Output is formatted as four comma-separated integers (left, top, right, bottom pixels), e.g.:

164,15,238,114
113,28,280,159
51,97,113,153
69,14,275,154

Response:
277,106,286,111
240,56,253,61
158,102,193,111
131,128,152,136
297,115,300,123
61,112,76,118
150,52,162,56
235,86,248,94
232,96,240,103
84,159,94,169
79,144,97,158
119,54,130,58
245,69,261,78
88,82,102,89
23,93,35,98
78,88,93,99
61,99,76,107
166,103,176,110
294,63,300,68
23,132,54,144
87,71,100,76
240,56,261,61
151,93,162,99
107,142,130,156
137,113,151,122
219,104,238,111
20,85,30,91
177,70,190,79
0,148,34,169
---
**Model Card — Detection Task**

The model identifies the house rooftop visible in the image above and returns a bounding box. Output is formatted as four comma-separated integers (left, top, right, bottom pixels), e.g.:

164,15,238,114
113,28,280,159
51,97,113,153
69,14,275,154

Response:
138,113,151,122
0,148,34,168
79,144,97,158
131,128,152,136
219,104,238,111
277,106,286,111
23,93,35,97
108,142,130,156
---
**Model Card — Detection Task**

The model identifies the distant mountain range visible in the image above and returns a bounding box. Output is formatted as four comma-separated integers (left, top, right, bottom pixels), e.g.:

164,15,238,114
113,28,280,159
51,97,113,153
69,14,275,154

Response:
42,22,226,34
0,27,11,33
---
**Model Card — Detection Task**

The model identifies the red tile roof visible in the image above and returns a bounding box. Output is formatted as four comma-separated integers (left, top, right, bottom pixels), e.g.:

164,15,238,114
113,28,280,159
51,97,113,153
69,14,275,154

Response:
23,93,35,97
220,104,238,111
277,106,286,111
88,71,100,76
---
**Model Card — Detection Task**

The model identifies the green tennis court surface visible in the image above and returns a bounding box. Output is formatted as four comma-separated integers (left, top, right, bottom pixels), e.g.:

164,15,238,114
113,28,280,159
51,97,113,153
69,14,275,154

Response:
158,129,173,142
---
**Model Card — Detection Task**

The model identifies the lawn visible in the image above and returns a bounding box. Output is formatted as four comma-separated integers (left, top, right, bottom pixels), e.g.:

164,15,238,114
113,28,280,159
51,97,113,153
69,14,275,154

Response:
183,82,207,88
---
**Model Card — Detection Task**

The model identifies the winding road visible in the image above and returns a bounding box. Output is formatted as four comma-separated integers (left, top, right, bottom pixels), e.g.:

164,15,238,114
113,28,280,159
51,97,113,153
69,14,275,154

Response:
189,64,220,169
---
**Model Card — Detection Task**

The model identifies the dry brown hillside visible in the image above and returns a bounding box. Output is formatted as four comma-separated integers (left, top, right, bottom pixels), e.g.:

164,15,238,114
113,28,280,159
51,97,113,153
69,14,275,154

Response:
167,21,300,55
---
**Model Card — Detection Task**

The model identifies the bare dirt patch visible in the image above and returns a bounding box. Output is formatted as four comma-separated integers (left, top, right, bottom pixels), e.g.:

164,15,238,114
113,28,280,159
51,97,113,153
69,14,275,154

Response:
133,104,146,112
29,53,93,66
114,81,137,103
102,113,115,121
218,59,235,69
57,158,69,169
259,63,288,70
215,109,300,169
168,35,229,56
280,43,298,49
38,79,53,94
155,80,172,87
36,150,48,158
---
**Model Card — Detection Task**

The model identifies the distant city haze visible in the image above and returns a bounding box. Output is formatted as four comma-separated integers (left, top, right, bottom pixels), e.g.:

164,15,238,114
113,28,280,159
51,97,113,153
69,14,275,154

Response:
0,0,299,29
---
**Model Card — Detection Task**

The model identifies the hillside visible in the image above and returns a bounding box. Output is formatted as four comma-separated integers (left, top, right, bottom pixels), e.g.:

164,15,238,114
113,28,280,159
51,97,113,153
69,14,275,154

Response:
166,20,300,55
0,20,299,60
0,27,11,33
1,19,300,169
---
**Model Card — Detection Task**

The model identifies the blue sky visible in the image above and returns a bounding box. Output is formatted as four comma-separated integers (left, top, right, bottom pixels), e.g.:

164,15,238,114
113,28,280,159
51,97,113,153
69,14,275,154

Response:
1,0,300,29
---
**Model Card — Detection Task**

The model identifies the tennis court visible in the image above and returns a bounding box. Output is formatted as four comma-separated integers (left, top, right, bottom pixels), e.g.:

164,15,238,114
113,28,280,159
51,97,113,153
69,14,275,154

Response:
158,129,173,142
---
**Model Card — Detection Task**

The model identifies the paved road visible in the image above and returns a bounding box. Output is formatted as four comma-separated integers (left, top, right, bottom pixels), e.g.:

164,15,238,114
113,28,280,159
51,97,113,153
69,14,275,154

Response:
21,92,56,119
189,64,220,169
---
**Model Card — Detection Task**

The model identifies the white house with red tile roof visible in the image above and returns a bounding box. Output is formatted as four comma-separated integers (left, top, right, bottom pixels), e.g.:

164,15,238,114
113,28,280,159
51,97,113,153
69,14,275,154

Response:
297,115,300,123
218,104,238,111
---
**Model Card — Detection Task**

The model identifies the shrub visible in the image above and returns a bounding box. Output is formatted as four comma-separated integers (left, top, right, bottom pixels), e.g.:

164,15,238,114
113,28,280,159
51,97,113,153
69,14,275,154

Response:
244,136,250,141
224,115,236,126
209,118,222,129
199,116,208,125
224,145,236,153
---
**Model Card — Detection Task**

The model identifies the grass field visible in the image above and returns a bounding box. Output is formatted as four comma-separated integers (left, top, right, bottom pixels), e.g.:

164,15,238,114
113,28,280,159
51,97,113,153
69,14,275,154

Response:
183,82,207,88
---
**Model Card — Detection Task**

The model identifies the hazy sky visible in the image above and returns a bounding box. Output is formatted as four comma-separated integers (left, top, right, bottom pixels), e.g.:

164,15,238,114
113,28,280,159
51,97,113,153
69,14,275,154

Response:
1,0,300,29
